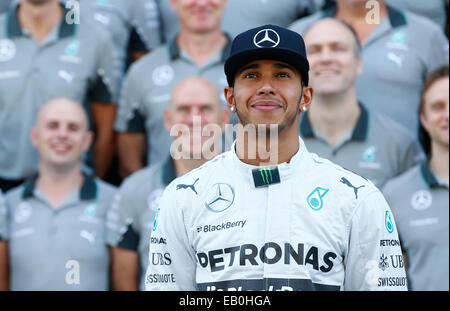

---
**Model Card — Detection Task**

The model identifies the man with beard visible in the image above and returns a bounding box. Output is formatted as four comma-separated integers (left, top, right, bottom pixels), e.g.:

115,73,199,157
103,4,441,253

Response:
145,25,406,291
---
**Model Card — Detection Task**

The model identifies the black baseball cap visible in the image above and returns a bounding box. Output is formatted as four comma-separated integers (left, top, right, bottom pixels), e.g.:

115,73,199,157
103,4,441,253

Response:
224,24,309,86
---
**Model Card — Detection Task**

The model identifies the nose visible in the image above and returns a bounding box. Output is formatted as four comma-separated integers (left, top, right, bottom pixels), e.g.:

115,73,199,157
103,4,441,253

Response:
318,47,333,63
257,77,276,96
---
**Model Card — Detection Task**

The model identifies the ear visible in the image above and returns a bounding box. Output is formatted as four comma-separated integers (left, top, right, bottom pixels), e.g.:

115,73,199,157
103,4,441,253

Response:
300,86,314,112
169,0,177,12
82,131,94,152
164,109,172,133
224,87,235,113
419,112,430,134
30,127,39,148
220,108,230,132
356,57,363,76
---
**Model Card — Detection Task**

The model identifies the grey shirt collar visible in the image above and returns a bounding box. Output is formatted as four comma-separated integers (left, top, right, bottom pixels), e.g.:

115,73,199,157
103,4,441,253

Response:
6,1,76,39
300,102,369,142
22,173,97,200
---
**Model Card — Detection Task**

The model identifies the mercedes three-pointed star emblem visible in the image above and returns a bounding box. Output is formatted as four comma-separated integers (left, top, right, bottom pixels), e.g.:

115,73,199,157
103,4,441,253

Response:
253,28,280,48
204,183,235,213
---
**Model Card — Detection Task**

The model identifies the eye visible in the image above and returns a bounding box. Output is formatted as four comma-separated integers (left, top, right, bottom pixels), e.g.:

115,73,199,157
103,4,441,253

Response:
47,121,59,130
68,123,80,132
277,72,291,78
243,72,257,79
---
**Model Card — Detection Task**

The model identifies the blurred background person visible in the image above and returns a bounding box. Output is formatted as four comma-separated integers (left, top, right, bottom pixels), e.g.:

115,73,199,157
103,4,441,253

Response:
156,0,325,42
0,0,12,13
382,66,449,291
0,0,120,192
115,0,232,179
289,0,449,138
386,0,448,32
4,98,117,291
301,18,424,188
0,190,8,291
107,77,229,290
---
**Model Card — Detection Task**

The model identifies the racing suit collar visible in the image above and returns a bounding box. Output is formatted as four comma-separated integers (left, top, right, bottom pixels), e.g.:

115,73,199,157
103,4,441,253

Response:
230,136,309,187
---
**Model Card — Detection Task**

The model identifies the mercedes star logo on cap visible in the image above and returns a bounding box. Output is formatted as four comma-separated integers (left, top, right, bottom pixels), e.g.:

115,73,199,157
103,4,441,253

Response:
253,29,280,48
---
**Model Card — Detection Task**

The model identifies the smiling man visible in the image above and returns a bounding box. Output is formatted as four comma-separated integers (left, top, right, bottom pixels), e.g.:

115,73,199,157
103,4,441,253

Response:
145,25,407,291
300,18,424,188
3,98,117,290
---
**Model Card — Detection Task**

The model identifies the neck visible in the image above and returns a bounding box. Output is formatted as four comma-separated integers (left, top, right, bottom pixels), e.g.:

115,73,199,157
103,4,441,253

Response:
177,28,226,67
236,121,300,166
173,157,208,176
36,162,84,208
336,0,388,43
429,143,449,184
18,1,63,43
308,89,360,146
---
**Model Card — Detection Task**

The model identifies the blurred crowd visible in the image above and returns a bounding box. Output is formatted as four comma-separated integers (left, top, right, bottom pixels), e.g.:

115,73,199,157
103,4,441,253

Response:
0,0,448,291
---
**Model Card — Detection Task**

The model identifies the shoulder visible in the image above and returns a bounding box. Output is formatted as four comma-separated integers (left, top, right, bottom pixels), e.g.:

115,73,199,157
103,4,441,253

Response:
382,164,421,194
120,163,164,195
95,178,118,197
370,112,415,143
165,152,231,193
125,44,169,78
288,12,323,35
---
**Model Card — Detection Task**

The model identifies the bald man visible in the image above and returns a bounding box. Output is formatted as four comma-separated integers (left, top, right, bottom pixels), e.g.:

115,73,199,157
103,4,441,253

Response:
4,98,117,290
106,77,229,290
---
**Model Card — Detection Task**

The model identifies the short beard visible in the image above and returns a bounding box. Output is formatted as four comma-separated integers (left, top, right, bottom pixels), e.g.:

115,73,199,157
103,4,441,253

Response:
234,88,303,137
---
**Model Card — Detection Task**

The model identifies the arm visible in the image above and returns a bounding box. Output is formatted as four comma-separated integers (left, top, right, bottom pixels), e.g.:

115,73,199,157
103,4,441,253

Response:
344,190,407,291
110,247,139,291
117,133,146,178
0,241,8,291
145,187,197,291
91,103,118,179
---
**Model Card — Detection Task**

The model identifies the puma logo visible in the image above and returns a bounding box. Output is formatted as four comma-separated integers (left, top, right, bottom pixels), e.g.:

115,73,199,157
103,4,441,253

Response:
176,178,199,195
340,177,365,199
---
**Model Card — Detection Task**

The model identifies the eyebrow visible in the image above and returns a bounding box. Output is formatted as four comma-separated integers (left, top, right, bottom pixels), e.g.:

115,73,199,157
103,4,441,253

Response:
237,62,298,75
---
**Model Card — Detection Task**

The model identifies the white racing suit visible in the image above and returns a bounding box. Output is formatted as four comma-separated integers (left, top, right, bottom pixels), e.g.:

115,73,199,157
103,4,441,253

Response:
145,138,407,291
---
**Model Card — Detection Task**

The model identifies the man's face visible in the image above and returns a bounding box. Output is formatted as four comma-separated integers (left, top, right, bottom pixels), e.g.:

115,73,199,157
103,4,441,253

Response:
305,19,362,97
225,59,310,133
420,77,449,148
166,80,227,158
170,0,227,34
23,0,54,6
31,101,92,168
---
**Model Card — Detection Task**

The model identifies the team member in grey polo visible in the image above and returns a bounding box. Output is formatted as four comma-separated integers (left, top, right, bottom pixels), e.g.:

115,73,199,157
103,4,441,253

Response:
108,77,229,290
300,18,423,189
115,0,231,178
386,0,448,31
5,98,117,291
289,1,449,136
0,0,119,191
0,190,6,241
382,67,449,291
78,0,162,75
156,0,322,42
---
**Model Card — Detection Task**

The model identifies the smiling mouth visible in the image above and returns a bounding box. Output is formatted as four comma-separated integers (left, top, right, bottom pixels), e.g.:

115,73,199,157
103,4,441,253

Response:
250,101,282,111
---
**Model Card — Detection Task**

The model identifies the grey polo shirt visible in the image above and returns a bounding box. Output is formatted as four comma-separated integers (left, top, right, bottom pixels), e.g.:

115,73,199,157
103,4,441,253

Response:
289,4,449,136
115,34,232,166
78,0,162,76
156,0,320,42
5,174,117,291
106,156,177,290
300,104,425,188
0,0,11,14
0,2,120,180
382,162,449,291
0,190,6,241
386,0,447,30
